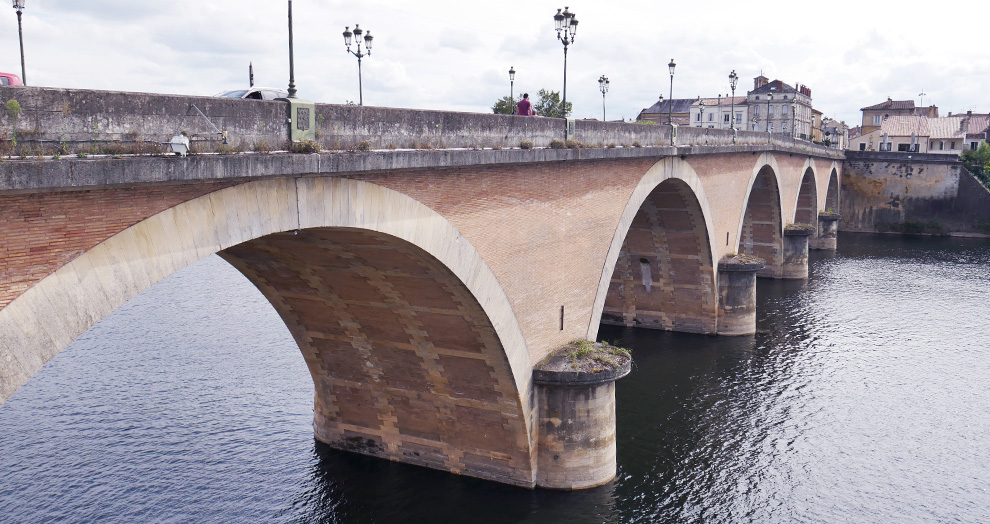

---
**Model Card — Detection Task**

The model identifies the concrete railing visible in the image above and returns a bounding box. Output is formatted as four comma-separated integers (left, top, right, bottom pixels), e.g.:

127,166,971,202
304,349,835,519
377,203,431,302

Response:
1,86,836,157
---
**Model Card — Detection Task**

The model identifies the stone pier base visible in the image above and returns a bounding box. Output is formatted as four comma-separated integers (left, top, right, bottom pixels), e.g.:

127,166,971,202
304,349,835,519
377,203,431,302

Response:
717,255,765,336
782,226,816,279
533,357,631,490
810,214,840,251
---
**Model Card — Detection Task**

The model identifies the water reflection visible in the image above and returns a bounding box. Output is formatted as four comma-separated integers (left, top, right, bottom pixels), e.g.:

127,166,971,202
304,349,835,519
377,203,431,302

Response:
2,234,990,523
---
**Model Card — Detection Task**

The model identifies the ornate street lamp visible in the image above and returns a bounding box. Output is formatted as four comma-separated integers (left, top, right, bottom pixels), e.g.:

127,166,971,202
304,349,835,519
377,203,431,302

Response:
729,70,739,132
698,99,705,127
509,66,516,106
12,0,26,85
343,24,374,105
553,7,578,118
667,59,676,130
598,75,609,121
792,98,797,139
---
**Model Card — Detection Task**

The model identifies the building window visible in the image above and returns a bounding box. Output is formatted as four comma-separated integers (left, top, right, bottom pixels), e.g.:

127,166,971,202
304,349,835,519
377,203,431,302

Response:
736,114,742,123
768,123,774,133
939,141,944,151
873,115,882,125
930,141,935,149
754,106,760,117
951,141,956,149
724,114,730,123
860,143,866,151
769,105,775,115
898,143,911,152
708,113,713,121
783,105,788,115
696,112,701,122
971,142,979,150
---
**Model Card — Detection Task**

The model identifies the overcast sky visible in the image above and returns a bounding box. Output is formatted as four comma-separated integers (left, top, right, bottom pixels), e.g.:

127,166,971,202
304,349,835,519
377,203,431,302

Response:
4,0,989,126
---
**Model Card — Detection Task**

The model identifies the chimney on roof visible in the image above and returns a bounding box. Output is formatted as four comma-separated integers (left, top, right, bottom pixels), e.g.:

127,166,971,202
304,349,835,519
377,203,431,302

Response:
968,110,973,117
754,75,768,90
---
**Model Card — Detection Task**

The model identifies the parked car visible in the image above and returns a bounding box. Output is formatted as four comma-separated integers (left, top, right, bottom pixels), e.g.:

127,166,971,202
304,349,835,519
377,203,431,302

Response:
0,72,23,86
215,87,287,100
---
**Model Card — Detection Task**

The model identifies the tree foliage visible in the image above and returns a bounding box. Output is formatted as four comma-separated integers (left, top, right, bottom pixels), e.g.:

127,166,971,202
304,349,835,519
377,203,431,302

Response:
492,95,515,115
533,89,572,118
960,142,990,188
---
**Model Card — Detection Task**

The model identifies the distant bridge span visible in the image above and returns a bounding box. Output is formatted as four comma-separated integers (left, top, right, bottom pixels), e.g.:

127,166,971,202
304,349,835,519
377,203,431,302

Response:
0,86,843,488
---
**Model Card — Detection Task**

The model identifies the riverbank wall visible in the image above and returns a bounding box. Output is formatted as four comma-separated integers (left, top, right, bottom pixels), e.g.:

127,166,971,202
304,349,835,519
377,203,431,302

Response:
840,151,990,236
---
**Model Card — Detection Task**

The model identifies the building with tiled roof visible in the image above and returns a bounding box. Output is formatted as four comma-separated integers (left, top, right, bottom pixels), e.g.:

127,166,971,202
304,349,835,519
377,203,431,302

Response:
688,96,748,130
860,97,939,134
745,76,814,139
849,111,989,154
637,97,696,125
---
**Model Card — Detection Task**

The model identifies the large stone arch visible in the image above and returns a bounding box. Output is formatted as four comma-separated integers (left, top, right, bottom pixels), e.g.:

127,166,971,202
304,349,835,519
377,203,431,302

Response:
0,177,536,486
737,154,785,278
589,157,719,338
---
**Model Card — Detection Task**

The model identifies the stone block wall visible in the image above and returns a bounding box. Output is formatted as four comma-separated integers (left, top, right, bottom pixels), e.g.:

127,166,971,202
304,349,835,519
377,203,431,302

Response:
841,151,990,235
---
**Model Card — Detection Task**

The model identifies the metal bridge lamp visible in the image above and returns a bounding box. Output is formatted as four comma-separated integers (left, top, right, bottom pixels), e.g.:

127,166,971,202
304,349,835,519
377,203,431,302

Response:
766,90,774,134
509,66,516,106
13,0,26,85
598,75,609,121
554,7,578,117
667,59,676,143
729,70,738,131
343,24,373,106
698,99,705,127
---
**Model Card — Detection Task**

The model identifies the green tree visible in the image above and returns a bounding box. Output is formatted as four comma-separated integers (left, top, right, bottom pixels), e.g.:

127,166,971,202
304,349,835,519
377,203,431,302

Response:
533,89,572,118
492,95,515,115
960,142,990,188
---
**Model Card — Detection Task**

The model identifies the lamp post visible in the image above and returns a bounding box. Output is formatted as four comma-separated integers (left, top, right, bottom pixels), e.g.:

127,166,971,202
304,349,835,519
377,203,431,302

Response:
509,66,516,106
286,0,297,98
698,99,704,128
729,70,738,131
343,24,374,105
766,90,774,133
598,75,609,121
12,0,26,86
717,94,721,129
553,7,578,118
668,59,676,144
791,99,797,138
657,94,664,123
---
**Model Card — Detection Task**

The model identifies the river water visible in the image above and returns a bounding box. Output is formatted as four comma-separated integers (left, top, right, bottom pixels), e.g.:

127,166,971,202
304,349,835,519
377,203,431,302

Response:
2,233,989,523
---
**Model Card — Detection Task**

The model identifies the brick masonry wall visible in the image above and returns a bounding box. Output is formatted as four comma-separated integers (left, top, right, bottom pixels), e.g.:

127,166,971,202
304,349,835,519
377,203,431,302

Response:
0,182,235,309
602,178,718,334
220,229,534,486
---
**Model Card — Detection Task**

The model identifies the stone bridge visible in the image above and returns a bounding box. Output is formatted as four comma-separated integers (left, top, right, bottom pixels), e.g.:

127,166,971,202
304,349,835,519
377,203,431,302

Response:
0,86,843,489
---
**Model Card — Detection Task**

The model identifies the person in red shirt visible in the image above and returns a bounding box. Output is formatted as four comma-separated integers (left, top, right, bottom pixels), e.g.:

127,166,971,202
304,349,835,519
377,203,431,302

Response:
516,93,532,116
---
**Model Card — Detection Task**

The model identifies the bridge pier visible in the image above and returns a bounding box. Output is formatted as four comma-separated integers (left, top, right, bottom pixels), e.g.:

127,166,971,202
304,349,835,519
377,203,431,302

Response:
781,226,816,279
810,214,840,250
716,255,765,336
533,357,631,490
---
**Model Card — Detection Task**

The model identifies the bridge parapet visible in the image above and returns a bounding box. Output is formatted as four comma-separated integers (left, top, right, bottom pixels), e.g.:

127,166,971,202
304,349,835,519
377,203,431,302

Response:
1,86,839,159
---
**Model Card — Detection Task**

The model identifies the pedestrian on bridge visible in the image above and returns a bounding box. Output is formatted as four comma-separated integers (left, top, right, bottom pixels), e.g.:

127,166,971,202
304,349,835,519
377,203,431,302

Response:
516,93,533,116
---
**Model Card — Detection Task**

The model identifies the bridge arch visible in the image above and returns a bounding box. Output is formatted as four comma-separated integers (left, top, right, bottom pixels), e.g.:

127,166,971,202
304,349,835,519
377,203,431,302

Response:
737,154,785,278
823,165,840,213
794,165,819,225
0,177,536,486
589,157,719,338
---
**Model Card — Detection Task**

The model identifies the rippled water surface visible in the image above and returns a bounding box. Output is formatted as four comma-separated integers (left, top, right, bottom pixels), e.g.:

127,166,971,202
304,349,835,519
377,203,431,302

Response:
2,233,990,523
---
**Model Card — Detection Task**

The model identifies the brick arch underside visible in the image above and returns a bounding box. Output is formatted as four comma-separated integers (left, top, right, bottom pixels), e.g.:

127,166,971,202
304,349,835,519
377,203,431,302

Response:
795,168,819,225
740,166,783,278
219,227,532,486
824,169,839,212
601,179,716,334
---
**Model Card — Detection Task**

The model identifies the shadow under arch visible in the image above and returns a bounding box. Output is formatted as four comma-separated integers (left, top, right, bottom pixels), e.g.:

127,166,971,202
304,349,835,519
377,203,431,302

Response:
737,154,785,278
824,166,840,213
589,157,719,338
794,165,819,225
0,177,536,486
